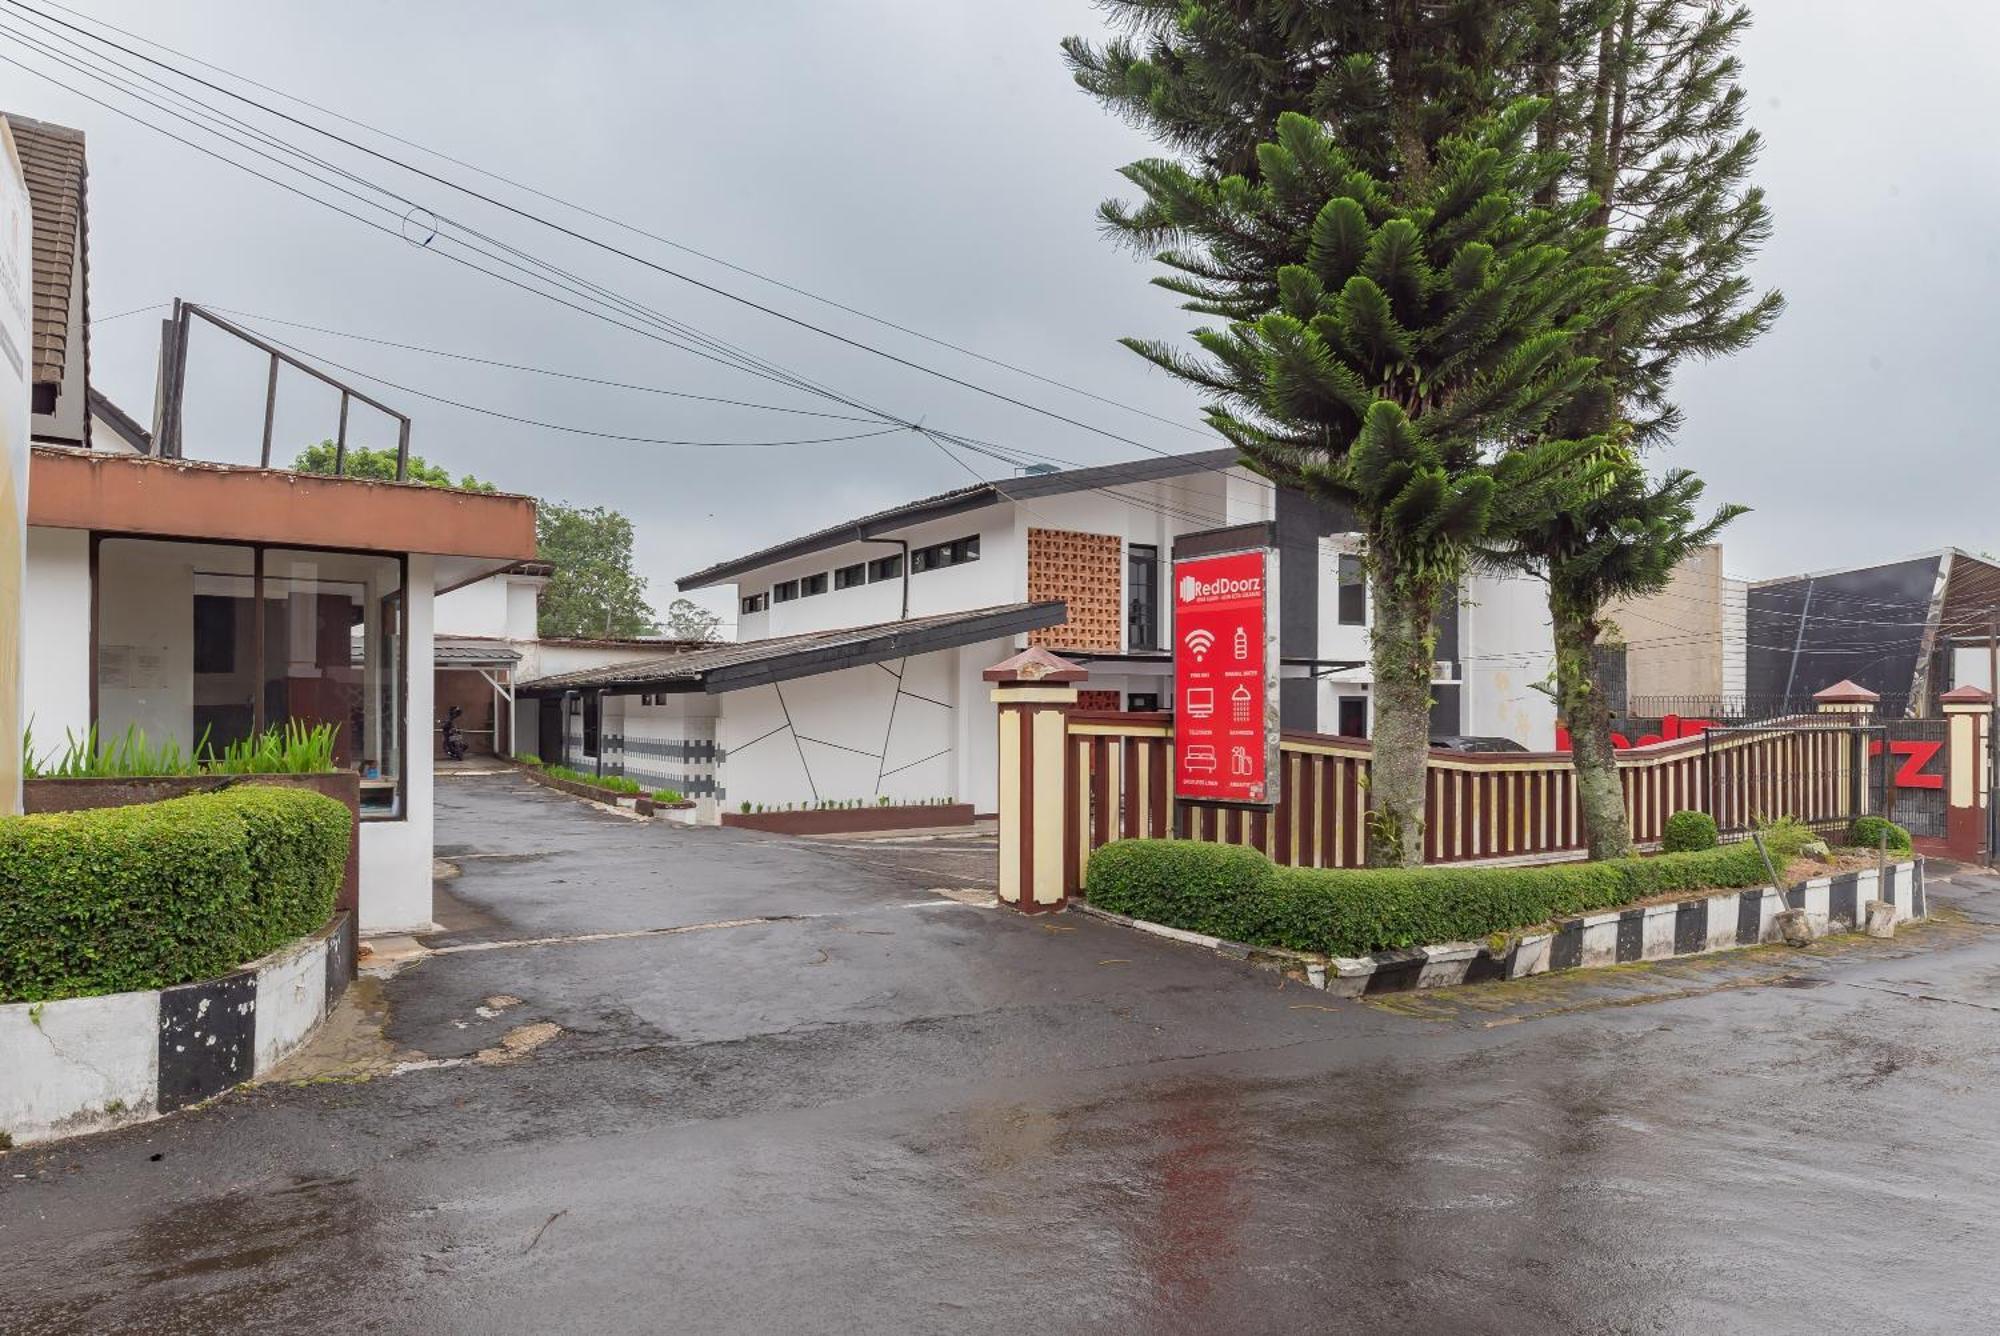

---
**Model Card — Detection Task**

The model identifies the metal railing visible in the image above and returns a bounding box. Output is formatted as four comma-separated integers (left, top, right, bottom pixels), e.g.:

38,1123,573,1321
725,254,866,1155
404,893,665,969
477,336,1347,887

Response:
154,300,412,478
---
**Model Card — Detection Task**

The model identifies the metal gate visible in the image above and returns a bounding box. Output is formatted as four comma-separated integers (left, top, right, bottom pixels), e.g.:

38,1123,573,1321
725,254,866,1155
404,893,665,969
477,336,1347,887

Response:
1878,717,1950,840
1700,721,1878,842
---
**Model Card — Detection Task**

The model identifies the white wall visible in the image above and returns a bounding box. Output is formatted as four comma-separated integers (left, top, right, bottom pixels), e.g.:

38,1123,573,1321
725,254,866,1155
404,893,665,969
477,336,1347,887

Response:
434,575,509,639
1459,570,1557,748
357,554,435,934
22,526,90,747
717,465,1276,652
718,646,972,812
1722,577,1748,699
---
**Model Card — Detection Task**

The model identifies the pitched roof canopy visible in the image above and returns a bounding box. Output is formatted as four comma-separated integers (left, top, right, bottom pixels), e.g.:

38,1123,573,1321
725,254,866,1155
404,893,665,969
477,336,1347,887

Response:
5,112,87,389
519,602,1067,696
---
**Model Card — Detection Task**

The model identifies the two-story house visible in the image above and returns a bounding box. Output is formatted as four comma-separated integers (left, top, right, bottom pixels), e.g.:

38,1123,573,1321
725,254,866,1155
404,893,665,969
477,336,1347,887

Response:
516,449,1563,815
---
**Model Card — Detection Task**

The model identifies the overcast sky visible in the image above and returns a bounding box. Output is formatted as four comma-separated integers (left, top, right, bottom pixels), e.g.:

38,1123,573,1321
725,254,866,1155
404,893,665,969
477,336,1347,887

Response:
11,0,1999,629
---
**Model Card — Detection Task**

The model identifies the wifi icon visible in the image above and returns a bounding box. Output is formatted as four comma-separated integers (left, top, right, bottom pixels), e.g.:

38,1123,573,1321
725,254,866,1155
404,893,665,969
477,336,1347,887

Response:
1183,628,1216,661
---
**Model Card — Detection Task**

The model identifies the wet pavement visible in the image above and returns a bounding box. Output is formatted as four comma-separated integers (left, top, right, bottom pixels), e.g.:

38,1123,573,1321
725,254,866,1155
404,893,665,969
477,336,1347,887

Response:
6,773,2000,1333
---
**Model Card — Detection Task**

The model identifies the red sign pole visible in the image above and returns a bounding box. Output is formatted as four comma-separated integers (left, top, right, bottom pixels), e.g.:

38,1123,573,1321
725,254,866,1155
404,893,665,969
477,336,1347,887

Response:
1172,546,1280,806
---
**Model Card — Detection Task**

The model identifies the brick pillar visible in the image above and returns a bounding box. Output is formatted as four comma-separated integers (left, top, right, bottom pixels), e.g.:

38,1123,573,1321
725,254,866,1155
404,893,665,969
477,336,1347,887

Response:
1941,686,1993,863
1814,679,1880,815
985,647,1086,913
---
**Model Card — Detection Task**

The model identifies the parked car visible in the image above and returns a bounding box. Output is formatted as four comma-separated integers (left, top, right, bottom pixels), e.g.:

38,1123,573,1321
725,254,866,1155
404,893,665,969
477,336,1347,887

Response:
1429,735,1528,754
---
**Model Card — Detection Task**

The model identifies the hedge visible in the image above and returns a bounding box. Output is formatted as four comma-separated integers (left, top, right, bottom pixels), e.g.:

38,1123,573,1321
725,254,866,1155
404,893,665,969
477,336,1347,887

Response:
1662,809,1720,853
0,786,352,1004
1850,816,1912,853
1084,823,1821,959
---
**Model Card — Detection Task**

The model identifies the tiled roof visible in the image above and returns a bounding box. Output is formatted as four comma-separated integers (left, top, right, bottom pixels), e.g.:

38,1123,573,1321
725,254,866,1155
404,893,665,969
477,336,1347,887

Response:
5,113,87,387
435,637,522,666
519,602,1067,695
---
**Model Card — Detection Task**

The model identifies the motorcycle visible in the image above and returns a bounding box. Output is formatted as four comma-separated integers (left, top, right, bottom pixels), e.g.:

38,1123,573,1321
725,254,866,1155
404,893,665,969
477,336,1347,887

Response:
441,705,469,762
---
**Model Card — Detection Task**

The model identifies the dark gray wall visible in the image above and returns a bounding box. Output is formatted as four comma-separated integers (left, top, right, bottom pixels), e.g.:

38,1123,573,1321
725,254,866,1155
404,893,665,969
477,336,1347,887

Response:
1746,555,1940,711
1274,485,1356,731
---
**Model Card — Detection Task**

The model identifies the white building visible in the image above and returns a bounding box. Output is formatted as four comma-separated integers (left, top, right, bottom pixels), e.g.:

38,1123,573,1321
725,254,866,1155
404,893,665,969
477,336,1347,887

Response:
10,111,539,934
516,450,1563,816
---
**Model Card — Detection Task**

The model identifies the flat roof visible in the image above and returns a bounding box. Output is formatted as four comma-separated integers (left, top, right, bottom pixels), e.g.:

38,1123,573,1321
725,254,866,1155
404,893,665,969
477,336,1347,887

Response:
27,447,538,563
675,449,1240,590
518,602,1067,696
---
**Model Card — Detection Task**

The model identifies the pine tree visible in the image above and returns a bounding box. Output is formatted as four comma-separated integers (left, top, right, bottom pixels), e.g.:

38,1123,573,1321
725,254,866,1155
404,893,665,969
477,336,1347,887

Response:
1518,1,1779,858
1069,0,1778,861
1105,104,1617,864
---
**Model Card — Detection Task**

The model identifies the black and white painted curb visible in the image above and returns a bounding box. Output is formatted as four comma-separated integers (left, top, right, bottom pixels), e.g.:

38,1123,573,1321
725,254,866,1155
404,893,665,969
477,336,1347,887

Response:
0,913,355,1147
1078,860,1925,1000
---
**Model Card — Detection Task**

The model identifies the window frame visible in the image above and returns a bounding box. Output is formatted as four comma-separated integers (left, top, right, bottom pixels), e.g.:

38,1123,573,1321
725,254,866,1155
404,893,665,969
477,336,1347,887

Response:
740,591,768,615
772,579,800,604
800,571,829,597
1336,553,1367,627
834,562,867,590
867,553,903,582
88,532,410,822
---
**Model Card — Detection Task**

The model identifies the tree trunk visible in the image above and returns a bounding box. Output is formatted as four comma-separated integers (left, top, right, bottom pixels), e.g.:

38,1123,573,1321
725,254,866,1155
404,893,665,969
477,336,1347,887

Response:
1552,593,1632,861
1366,561,1439,868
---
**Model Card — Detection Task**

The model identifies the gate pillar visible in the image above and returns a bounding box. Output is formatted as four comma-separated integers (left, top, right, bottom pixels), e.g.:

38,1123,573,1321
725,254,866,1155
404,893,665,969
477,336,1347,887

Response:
1941,686,1993,863
986,648,1086,913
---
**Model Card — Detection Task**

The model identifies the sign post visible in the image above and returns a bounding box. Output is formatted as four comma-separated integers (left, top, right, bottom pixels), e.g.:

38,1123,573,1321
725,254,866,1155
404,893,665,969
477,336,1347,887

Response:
0,118,32,815
1172,526,1279,808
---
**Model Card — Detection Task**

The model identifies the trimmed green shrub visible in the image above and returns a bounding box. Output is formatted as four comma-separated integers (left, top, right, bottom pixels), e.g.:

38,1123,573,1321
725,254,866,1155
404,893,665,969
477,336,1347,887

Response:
1084,835,1801,959
0,786,351,1004
1662,809,1720,853
516,754,543,768
1850,816,1912,852
1082,839,1283,942
651,789,685,804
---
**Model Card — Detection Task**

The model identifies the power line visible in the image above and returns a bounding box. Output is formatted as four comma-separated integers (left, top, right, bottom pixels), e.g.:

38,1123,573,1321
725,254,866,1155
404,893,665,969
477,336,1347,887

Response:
4,0,1263,485
20,0,1219,446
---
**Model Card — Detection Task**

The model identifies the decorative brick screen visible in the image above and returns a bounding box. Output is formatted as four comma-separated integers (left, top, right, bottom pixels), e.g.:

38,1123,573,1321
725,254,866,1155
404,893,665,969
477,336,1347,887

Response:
1077,689,1122,712
1028,527,1123,652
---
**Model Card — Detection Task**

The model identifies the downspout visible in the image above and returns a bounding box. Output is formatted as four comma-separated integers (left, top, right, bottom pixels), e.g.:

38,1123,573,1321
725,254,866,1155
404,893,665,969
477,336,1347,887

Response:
864,536,912,620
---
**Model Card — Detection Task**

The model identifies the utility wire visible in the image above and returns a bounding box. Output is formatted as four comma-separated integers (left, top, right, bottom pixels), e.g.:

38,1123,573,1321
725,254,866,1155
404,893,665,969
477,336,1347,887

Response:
21,0,1218,445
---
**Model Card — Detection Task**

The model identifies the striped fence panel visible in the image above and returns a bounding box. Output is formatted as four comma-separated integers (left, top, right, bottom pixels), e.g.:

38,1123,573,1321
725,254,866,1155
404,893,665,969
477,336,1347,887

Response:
1061,711,1876,892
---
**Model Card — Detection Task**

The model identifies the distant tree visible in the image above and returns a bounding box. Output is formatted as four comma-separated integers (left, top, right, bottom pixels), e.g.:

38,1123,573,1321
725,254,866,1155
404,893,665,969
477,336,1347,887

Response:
662,598,722,643
536,502,657,639
291,440,494,491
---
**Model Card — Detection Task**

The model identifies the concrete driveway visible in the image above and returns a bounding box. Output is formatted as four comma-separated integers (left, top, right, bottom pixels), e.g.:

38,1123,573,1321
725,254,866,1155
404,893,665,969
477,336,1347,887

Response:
6,772,2000,1334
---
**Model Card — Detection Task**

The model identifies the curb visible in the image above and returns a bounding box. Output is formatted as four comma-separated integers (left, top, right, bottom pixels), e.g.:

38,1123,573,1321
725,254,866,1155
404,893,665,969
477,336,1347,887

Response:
1079,860,1925,999
1,912,356,1148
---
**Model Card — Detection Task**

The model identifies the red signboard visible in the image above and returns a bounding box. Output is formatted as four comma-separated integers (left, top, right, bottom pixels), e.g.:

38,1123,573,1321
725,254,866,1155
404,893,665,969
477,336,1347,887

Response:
1173,547,1278,805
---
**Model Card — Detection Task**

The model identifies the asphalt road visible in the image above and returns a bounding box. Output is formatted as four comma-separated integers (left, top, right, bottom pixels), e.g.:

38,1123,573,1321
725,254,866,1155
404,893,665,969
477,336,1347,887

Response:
6,773,2000,1334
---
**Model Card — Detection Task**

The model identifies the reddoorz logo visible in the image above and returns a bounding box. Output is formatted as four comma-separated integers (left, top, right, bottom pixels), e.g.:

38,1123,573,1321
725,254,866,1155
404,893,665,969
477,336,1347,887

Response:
1179,572,1262,602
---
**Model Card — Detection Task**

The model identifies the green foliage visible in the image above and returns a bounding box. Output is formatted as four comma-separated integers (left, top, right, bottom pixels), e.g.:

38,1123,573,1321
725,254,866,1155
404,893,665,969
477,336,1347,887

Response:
291,441,493,491
662,598,722,643
516,754,543,768
536,501,657,639
1085,835,1807,958
1662,809,1720,853
1850,817,1912,853
540,764,638,794
25,721,339,778
0,787,351,1004
650,789,685,805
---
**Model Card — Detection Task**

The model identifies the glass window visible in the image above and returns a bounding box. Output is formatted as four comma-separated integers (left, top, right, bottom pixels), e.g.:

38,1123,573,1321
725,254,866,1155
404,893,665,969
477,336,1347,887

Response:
741,592,768,615
868,554,903,582
801,572,829,597
772,579,799,604
95,539,405,818
1338,554,1367,626
834,563,866,590
1338,696,1368,738
1127,692,1160,712
582,693,601,756
1127,543,1159,650
264,550,404,815
951,535,980,564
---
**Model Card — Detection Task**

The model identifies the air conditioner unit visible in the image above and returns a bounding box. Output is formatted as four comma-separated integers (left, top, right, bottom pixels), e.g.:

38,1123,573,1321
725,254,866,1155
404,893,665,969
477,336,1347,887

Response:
1433,660,1457,680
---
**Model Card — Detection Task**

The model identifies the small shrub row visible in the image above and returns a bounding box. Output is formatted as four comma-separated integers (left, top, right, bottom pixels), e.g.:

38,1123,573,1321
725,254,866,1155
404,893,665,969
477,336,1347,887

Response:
735,796,959,813
651,789,686,805
538,764,641,795
1085,820,1824,959
0,786,352,1004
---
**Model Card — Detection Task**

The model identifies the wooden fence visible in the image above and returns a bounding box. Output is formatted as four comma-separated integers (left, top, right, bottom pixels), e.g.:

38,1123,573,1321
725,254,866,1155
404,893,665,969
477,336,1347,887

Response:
1061,710,1876,893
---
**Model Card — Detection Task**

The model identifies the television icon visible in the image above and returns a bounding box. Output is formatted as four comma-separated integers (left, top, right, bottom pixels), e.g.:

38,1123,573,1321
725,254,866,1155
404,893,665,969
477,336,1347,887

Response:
1185,686,1216,719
